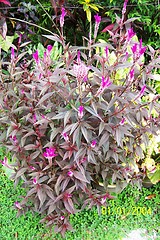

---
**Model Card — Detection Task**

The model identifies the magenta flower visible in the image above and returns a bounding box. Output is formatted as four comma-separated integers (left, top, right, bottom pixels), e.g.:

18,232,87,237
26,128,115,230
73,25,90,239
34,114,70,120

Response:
139,39,147,55
0,156,7,166
119,117,126,125
0,156,13,169
67,170,73,177
131,40,146,59
60,216,65,220
95,76,112,96
131,43,137,54
33,177,37,185
33,114,37,123
94,14,101,39
73,62,90,82
139,85,146,97
94,14,101,24
60,7,66,28
47,45,52,53
29,166,35,171
11,47,15,60
62,132,69,142
105,46,109,58
101,76,112,89
78,106,84,119
80,157,87,164
43,147,57,159
91,140,97,148
127,28,135,41
122,0,128,14
128,69,134,82
77,50,81,64
122,51,129,62
66,193,72,198
10,135,17,143
33,50,39,64
21,89,25,94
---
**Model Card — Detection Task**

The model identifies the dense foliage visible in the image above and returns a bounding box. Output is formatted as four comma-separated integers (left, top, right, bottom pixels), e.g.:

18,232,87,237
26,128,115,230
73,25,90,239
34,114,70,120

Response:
0,0,160,237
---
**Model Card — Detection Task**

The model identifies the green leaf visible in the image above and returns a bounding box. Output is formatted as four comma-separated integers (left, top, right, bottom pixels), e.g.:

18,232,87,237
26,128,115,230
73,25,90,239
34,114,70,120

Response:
86,9,91,22
0,35,15,52
148,166,160,184
2,166,15,178
89,4,99,12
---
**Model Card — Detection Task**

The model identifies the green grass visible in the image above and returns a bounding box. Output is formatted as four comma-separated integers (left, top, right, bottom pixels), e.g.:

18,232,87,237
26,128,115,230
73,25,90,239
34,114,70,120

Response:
0,149,159,239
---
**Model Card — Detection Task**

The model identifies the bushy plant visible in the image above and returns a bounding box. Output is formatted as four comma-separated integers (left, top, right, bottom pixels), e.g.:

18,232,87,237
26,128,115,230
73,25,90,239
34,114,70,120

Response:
0,1,159,237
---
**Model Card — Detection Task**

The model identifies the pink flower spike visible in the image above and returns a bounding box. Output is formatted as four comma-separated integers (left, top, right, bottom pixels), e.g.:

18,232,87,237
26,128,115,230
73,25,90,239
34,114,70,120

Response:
77,50,81,64
29,166,35,171
47,45,52,52
0,156,13,169
67,170,73,177
105,46,109,58
33,177,37,185
94,14,101,38
127,28,135,41
33,50,39,64
43,147,58,159
60,7,66,28
62,132,69,142
129,69,134,82
139,39,143,48
139,85,146,97
33,114,37,123
15,201,22,209
73,63,90,82
122,0,128,14
11,47,15,60
119,117,125,125
131,44,137,54
0,156,7,166
101,76,112,89
94,14,101,24
91,140,97,148
60,216,65,220
140,46,146,56
67,193,72,198
10,135,17,143
78,106,84,119
83,76,88,82
80,157,87,164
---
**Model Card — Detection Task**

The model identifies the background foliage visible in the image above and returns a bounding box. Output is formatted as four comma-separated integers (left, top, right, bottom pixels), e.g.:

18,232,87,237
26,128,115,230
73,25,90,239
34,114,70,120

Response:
0,0,159,47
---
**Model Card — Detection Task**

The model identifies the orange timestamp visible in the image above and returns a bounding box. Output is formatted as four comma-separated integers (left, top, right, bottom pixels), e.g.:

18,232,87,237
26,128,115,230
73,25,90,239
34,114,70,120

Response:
101,206,152,216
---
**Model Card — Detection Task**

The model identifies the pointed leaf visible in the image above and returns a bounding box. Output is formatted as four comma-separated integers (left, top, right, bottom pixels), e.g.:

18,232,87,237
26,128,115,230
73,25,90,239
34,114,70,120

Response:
74,171,89,183
36,92,54,106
